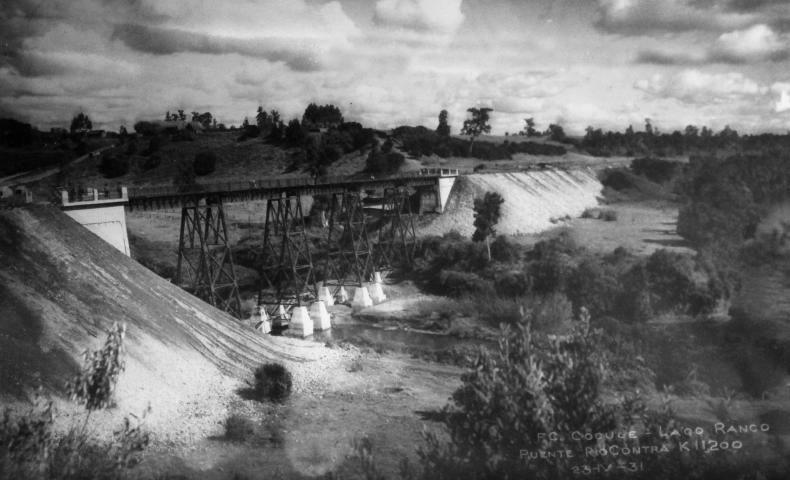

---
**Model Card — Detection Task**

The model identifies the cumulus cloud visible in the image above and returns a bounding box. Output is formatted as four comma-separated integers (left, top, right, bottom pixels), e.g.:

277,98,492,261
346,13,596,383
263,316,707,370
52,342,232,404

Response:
373,0,465,34
635,69,768,103
596,0,755,34
637,24,790,64
774,90,790,112
710,24,789,62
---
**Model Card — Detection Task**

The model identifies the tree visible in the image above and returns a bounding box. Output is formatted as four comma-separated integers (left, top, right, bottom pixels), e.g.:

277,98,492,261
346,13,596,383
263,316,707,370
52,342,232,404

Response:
302,103,344,129
436,109,450,136
460,107,492,156
284,118,306,145
546,123,566,142
520,117,538,136
70,112,92,133
256,106,267,130
472,191,504,261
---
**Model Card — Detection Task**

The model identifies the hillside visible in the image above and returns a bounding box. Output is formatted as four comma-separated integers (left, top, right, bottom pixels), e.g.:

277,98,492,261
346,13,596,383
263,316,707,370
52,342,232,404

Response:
0,205,343,429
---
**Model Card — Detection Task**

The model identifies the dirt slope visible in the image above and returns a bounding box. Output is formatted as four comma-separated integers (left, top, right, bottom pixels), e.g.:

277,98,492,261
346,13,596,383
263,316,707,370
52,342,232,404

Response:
419,168,602,237
0,206,343,427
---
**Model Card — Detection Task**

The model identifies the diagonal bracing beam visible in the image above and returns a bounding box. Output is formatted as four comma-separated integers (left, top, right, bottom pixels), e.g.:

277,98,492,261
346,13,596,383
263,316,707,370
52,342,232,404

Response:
257,195,317,320
322,191,373,295
373,187,416,271
175,196,242,317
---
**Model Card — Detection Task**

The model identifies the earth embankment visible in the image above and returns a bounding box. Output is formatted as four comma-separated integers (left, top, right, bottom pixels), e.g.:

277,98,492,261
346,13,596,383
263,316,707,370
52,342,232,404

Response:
419,168,602,237
0,205,341,425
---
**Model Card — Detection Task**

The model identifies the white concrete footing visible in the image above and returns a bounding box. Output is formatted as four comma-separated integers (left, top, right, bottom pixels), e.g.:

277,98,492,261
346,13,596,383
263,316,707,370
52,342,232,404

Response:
373,271,383,284
318,286,335,306
274,304,289,327
289,306,313,337
352,286,373,311
252,305,271,334
310,301,332,330
369,283,386,304
338,286,349,303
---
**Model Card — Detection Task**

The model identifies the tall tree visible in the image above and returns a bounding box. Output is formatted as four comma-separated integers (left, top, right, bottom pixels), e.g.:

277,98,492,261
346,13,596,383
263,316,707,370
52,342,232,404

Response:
461,107,492,156
256,106,267,130
284,118,306,145
436,109,451,136
472,191,504,261
521,117,537,136
70,112,92,133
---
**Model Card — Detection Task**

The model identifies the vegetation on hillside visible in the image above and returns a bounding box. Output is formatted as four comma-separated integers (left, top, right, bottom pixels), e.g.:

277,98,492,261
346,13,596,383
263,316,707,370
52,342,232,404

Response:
412,231,727,325
1,324,149,479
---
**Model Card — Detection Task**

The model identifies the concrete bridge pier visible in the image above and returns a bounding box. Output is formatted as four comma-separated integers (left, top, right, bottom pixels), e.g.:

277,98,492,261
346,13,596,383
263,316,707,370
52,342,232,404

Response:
61,187,131,256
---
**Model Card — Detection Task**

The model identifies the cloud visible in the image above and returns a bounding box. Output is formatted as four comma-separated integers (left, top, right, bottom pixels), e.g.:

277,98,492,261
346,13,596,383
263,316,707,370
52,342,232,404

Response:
636,24,790,64
635,69,768,103
710,24,789,62
636,49,704,65
774,90,790,112
595,0,755,35
112,24,324,72
726,0,788,13
373,0,465,34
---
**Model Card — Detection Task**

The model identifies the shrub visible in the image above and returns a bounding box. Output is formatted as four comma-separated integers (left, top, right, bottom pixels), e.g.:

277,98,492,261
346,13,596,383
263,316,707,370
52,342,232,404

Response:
600,209,618,221
67,323,126,411
348,356,364,372
224,414,255,442
173,158,197,192
98,154,129,179
252,363,293,402
600,168,634,191
133,121,158,136
405,310,628,479
366,150,405,175
492,270,529,298
400,308,775,480
0,395,149,479
140,154,161,171
489,235,520,263
631,157,680,183
438,270,494,297
193,151,217,176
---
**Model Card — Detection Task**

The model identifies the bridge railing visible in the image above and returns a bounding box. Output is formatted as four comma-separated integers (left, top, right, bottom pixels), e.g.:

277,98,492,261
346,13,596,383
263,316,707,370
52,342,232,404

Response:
126,171,457,200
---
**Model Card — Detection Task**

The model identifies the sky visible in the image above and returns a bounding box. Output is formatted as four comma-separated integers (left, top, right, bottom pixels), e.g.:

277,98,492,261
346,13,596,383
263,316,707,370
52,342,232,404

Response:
3,0,790,135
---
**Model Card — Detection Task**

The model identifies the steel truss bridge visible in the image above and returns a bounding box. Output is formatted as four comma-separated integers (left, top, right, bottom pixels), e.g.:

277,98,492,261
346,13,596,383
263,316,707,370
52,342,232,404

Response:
125,170,458,318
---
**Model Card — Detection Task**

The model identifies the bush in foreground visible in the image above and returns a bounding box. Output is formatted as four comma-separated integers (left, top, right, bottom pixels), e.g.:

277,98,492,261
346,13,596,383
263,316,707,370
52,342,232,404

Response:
1,397,149,480
395,309,786,480
67,322,126,411
253,363,293,402
2,324,149,479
